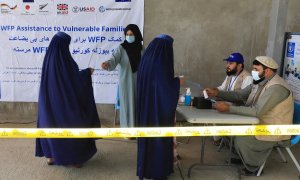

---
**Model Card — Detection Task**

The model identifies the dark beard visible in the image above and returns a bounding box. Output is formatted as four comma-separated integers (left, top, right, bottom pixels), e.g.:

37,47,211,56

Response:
253,77,265,84
226,68,237,76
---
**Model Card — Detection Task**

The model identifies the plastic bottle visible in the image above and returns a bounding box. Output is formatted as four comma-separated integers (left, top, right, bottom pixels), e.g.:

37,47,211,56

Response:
184,88,192,106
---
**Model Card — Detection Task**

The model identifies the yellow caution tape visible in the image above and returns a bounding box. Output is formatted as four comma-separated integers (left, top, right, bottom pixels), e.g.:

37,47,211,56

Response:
0,125,300,138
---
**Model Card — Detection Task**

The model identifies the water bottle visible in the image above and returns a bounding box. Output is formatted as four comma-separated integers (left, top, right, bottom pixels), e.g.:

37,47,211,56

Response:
184,88,192,106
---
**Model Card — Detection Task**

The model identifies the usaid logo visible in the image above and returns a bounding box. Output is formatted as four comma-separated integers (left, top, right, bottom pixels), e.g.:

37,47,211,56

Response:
287,42,295,58
99,6,106,13
72,6,95,13
72,6,79,13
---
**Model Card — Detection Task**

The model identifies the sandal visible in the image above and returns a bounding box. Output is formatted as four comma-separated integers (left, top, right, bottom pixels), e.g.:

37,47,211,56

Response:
72,164,83,168
212,139,221,146
240,168,260,176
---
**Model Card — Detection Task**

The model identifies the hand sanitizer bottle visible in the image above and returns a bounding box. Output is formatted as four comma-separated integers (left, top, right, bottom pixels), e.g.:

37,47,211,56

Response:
184,88,192,106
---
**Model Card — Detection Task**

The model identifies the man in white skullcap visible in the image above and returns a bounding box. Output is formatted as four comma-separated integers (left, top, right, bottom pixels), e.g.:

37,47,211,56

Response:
205,56,294,176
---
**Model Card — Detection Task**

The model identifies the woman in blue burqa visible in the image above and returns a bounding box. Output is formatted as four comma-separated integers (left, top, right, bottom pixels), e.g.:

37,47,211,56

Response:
136,34,180,180
35,32,100,167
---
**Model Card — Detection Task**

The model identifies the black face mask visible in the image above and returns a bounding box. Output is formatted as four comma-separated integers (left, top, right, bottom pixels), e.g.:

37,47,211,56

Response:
226,66,238,76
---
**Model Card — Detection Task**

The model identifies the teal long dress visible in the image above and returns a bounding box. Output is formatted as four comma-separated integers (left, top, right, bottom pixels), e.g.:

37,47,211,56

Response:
105,45,144,127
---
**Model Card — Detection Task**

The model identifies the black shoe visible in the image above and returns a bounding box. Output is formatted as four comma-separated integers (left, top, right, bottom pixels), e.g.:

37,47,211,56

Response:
212,139,221,146
47,158,54,165
240,168,259,176
226,158,242,165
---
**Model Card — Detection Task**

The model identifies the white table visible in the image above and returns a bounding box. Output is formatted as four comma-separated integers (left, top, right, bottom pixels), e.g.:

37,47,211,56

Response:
176,106,259,179
177,106,259,124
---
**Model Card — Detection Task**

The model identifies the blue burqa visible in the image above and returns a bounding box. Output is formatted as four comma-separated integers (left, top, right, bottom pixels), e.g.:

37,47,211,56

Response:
136,34,180,179
35,32,100,165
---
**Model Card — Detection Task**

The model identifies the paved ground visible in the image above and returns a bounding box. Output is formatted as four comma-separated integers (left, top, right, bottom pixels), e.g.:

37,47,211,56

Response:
0,121,300,180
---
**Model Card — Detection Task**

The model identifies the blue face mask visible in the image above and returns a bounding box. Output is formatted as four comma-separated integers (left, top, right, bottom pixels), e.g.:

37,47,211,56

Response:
251,71,260,81
252,70,265,81
126,35,135,43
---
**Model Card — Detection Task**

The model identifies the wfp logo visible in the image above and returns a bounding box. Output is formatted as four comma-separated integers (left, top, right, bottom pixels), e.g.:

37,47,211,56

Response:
287,42,295,58
99,6,106,13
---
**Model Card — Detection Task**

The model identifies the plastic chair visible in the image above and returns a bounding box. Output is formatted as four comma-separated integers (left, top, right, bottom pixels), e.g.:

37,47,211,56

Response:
257,101,300,177
113,85,120,127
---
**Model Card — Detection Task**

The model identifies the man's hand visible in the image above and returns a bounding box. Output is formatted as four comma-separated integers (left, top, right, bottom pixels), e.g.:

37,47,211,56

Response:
101,62,109,70
215,101,230,112
89,68,94,75
204,88,219,97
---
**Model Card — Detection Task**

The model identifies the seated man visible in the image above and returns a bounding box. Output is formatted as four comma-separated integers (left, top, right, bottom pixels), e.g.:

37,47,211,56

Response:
206,52,252,145
205,56,293,176
216,52,252,94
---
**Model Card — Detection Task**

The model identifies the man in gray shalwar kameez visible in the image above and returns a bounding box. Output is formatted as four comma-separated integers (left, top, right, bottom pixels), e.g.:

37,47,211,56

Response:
102,24,144,128
205,56,293,176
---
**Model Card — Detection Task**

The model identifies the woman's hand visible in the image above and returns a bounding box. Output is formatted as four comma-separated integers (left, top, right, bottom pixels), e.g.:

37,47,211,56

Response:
89,68,94,75
101,62,109,70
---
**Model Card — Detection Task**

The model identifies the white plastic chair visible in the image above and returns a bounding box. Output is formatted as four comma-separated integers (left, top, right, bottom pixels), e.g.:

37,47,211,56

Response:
257,101,300,177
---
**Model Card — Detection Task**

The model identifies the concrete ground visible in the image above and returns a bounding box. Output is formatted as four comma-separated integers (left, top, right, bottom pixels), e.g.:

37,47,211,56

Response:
0,119,300,180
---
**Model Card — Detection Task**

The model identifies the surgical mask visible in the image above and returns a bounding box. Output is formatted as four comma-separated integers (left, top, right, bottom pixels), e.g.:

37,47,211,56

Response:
251,70,261,81
126,35,135,43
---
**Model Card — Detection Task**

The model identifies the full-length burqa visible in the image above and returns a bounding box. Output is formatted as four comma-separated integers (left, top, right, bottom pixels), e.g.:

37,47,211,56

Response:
136,34,180,179
35,32,100,165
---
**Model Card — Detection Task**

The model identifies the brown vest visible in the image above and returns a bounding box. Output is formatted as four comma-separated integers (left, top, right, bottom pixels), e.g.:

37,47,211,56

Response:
246,74,293,141
225,70,250,91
